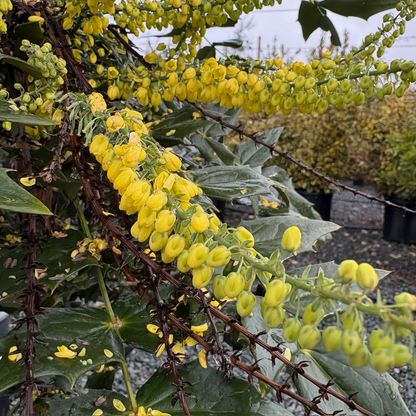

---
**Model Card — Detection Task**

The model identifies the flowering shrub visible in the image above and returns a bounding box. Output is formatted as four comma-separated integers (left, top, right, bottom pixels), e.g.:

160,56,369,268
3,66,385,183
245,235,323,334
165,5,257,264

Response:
0,1,416,416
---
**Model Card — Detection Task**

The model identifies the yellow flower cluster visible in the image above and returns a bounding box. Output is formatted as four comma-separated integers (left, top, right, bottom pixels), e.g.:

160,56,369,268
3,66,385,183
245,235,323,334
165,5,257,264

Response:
70,236,108,260
87,96,255,296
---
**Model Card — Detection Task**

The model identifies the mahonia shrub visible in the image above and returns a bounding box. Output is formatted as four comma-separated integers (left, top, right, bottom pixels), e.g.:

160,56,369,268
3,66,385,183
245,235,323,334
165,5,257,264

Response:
0,1,416,416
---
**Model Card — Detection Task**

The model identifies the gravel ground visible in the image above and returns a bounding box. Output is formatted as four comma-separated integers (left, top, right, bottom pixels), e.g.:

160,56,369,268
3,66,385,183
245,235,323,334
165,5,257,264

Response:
114,183,416,415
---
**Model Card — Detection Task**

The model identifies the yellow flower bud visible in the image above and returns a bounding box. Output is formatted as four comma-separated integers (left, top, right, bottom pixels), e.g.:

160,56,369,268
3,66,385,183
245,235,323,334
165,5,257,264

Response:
281,226,301,252
107,66,119,79
264,279,291,307
153,172,175,192
161,151,181,171
234,226,254,248
164,234,185,259
149,231,168,251
123,145,146,167
137,205,157,228
224,272,245,298
106,113,125,132
335,260,358,284
155,210,176,232
113,169,137,195
183,67,196,80
177,250,191,272
206,245,231,268
107,85,120,100
90,134,109,156
145,190,168,212
131,222,154,242
107,159,126,182
356,263,379,291
187,243,209,268
192,264,213,289
190,211,209,233
208,215,220,234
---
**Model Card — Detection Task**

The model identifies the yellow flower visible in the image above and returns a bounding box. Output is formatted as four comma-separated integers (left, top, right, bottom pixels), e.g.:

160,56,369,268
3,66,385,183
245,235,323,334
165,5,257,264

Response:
90,134,109,156
20,177,36,187
198,349,207,368
145,190,168,212
88,93,106,115
8,346,22,362
155,210,176,233
54,345,77,359
113,398,126,412
145,51,157,64
123,146,146,167
104,349,114,358
172,342,185,361
106,113,125,132
182,67,196,80
165,60,177,71
190,211,209,233
281,226,301,253
107,66,119,79
187,243,209,269
234,226,254,248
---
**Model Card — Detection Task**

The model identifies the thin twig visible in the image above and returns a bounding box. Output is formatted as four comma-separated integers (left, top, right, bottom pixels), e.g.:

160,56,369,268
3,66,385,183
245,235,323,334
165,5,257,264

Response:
190,101,416,216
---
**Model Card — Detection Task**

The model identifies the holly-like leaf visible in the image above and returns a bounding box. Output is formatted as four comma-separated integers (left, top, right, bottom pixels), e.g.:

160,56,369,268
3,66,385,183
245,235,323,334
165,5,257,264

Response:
298,1,341,46
137,360,295,415
0,307,125,392
0,230,99,308
191,166,273,202
294,348,410,416
212,38,243,48
242,296,298,396
43,389,130,416
114,292,159,353
151,105,213,139
235,128,283,167
240,216,340,258
0,168,52,215
317,0,399,19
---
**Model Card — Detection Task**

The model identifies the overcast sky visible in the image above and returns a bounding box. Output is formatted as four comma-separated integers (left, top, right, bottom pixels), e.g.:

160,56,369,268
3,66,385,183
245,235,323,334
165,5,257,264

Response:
136,0,416,62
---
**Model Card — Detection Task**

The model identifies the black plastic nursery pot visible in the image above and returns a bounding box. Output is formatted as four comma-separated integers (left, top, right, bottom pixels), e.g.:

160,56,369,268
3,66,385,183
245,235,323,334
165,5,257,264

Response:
296,190,333,221
383,195,416,244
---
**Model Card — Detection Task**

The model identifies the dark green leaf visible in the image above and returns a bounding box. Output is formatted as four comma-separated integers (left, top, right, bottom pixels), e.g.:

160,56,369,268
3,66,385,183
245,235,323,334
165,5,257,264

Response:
240,216,340,257
114,292,159,353
191,134,237,166
14,21,45,44
137,360,294,415
191,134,217,163
317,0,399,19
44,389,130,416
0,230,99,307
0,168,52,215
0,307,125,391
298,1,341,46
205,138,237,165
0,53,43,79
212,38,243,48
196,46,216,60
242,296,298,396
235,128,283,167
294,348,410,416
191,166,273,202
0,101,55,126
151,105,213,138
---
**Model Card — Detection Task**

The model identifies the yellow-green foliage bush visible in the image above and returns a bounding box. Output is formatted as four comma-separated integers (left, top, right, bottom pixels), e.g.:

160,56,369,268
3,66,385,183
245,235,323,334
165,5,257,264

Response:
240,92,416,192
